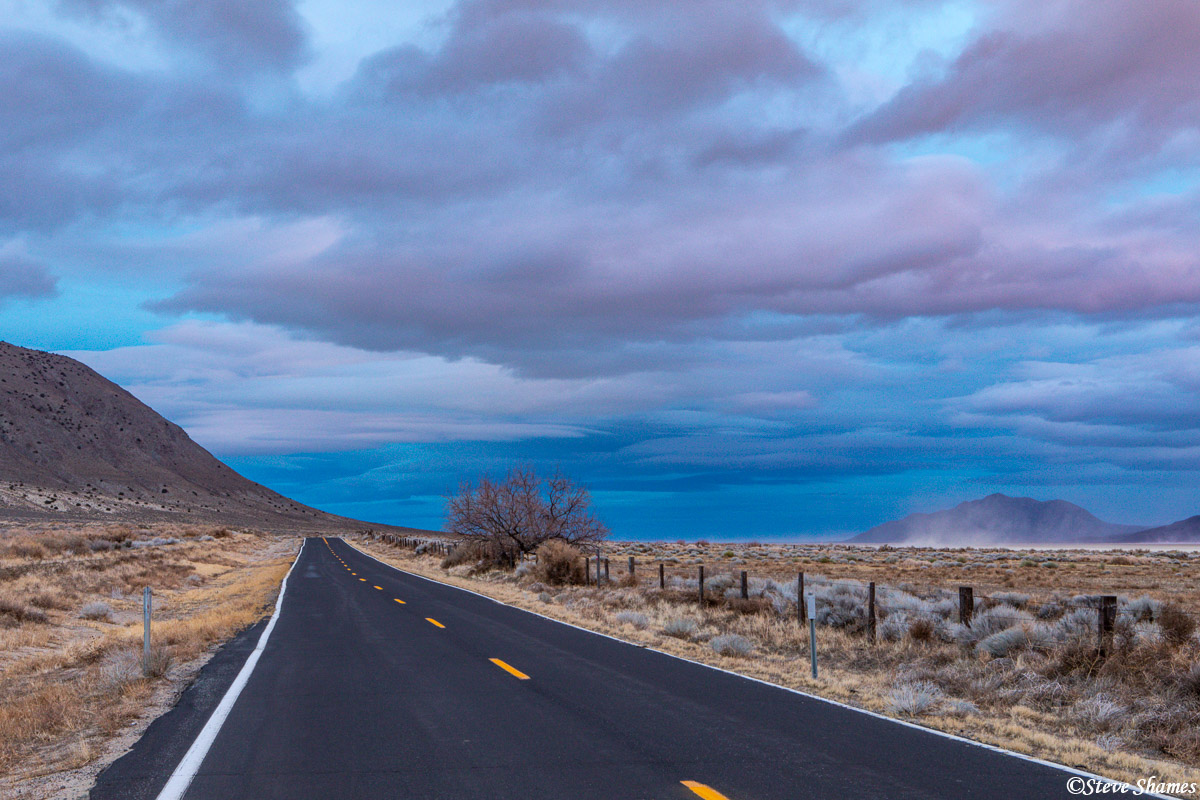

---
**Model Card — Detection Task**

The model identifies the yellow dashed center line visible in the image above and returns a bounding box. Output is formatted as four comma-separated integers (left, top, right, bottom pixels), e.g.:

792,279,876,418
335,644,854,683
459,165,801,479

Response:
394,598,406,604
374,585,383,590
425,618,445,628
359,578,366,582
681,782,731,800
489,658,530,680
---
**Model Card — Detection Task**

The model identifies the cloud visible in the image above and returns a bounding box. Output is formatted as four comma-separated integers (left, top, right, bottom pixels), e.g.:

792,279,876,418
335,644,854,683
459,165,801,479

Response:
58,0,310,72
846,0,1200,156
0,254,58,303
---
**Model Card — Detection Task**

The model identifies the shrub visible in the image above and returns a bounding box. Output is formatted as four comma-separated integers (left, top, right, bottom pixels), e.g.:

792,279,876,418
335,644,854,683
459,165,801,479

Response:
662,617,698,638
908,616,937,642
1070,694,1125,732
976,625,1048,658
0,598,49,627
615,611,649,629
710,634,753,656
98,649,142,693
144,644,173,678
534,540,585,585
1158,604,1195,645
885,681,942,715
441,540,508,572
80,601,113,622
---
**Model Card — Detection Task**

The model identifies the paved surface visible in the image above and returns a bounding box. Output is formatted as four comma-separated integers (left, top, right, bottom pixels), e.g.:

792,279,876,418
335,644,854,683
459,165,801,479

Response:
93,536,1086,800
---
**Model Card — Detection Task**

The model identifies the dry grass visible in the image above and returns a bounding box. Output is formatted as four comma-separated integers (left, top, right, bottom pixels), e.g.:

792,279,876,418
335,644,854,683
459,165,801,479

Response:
355,534,1200,797
0,521,297,798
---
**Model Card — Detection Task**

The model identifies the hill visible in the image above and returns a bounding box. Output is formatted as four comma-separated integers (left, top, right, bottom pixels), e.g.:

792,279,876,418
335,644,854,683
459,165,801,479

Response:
848,493,1143,546
1121,516,1200,544
0,341,413,532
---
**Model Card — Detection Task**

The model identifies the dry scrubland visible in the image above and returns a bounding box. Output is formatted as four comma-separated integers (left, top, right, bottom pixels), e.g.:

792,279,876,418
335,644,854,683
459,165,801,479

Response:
0,523,295,799
357,534,1200,796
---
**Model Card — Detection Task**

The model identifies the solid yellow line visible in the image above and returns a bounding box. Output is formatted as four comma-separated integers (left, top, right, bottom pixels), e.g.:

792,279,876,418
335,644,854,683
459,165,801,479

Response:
394,598,406,604
425,618,445,628
374,585,383,590
681,782,731,800
489,658,530,680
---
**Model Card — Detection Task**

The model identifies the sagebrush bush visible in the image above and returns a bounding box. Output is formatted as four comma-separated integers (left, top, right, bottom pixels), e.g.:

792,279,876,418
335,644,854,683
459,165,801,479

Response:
615,611,649,629
79,601,113,622
886,681,942,715
97,649,142,693
710,634,753,656
662,617,698,638
534,540,585,585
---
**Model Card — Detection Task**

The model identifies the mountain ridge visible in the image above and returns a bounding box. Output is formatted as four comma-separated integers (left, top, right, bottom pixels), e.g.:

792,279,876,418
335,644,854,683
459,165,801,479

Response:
848,493,1148,545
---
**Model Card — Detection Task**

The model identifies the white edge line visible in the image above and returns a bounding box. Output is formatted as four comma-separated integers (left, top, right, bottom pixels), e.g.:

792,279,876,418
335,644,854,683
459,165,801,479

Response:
341,537,1172,799
154,538,307,800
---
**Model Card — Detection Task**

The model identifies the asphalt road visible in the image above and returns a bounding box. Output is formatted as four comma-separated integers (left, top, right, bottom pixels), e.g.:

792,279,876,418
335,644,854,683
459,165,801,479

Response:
93,536,1094,800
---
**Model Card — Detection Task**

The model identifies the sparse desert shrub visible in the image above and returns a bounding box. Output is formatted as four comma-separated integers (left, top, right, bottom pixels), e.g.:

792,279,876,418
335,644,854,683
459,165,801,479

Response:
945,699,979,716
908,615,938,642
0,598,49,627
1131,621,1165,648
441,539,507,572
1123,595,1161,622
662,617,698,638
1158,605,1196,645
990,592,1030,608
1070,694,1126,732
534,540,585,585
886,681,942,715
97,649,142,693
954,604,1032,645
79,601,113,622
710,634,753,656
879,612,911,642
615,611,649,629
144,644,173,678
513,561,535,578
975,624,1054,658
538,592,553,604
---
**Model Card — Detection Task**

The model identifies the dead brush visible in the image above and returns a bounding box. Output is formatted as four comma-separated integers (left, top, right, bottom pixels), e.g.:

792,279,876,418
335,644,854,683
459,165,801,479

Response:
534,540,585,585
0,597,49,627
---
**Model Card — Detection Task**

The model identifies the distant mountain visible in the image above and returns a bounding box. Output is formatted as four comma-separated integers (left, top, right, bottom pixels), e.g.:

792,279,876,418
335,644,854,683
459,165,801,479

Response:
0,341,415,532
1121,516,1200,544
849,493,1144,545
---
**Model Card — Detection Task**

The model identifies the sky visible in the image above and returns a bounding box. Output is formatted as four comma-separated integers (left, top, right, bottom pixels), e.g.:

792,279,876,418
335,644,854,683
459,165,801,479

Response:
1,0,1199,539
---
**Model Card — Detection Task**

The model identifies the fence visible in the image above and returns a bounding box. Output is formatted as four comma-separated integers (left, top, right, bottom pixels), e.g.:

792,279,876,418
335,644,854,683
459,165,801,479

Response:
364,532,1145,658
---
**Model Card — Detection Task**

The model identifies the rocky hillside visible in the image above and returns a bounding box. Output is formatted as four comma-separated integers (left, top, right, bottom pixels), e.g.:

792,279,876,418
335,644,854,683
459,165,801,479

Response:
0,341,400,531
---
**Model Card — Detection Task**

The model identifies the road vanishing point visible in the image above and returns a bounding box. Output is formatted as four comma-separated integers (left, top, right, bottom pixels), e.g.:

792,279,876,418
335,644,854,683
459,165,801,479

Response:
92,537,1097,799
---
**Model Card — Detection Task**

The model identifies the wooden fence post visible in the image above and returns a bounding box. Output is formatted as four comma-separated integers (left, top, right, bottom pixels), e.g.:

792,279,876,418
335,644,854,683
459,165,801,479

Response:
604,558,610,583
740,570,748,600
1099,595,1117,655
798,571,805,623
659,562,665,589
584,557,590,585
699,565,705,605
629,556,635,577
959,586,974,627
867,581,876,644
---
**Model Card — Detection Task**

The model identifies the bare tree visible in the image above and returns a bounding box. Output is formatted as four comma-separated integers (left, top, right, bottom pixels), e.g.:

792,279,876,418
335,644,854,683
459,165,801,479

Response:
445,466,607,559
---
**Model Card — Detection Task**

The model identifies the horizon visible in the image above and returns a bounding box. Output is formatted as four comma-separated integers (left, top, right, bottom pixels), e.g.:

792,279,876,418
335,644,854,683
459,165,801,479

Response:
2,0,1199,539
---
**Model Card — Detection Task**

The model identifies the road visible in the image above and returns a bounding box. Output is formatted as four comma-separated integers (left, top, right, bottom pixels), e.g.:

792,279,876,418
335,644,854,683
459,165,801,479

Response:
93,536,1092,799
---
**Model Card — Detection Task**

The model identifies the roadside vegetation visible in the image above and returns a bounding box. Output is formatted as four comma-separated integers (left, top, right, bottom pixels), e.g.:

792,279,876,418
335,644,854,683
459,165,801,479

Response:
356,533,1200,795
0,522,294,799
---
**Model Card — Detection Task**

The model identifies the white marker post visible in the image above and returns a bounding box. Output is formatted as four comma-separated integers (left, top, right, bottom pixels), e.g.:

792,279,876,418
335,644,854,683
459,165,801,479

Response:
806,592,817,680
143,586,152,676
